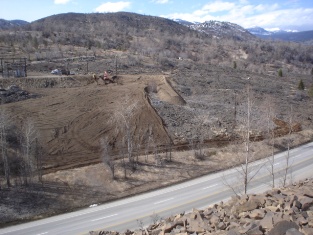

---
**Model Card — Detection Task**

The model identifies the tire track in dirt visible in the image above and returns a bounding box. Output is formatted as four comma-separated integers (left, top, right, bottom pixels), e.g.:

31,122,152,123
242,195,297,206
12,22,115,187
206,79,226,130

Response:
41,75,172,173
2,75,185,174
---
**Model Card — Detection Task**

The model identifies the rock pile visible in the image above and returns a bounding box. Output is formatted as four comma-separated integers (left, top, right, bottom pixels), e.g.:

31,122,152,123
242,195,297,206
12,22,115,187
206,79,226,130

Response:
91,178,313,235
0,85,37,104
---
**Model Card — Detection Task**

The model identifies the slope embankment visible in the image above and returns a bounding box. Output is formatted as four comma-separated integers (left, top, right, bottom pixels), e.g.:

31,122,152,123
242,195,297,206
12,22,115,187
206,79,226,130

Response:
0,74,172,173
156,76,186,105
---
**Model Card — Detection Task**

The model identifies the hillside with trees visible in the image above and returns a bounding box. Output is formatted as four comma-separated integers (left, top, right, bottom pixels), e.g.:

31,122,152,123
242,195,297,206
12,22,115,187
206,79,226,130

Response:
0,12,312,75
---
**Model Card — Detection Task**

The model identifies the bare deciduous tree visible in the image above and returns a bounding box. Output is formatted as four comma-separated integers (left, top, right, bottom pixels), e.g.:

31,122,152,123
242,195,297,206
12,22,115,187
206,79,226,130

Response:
144,126,154,163
34,138,44,183
262,96,277,188
111,98,140,171
100,136,115,179
187,107,209,160
0,109,11,188
21,119,38,185
165,139,173,162
224,83,263,195
281,105,294,187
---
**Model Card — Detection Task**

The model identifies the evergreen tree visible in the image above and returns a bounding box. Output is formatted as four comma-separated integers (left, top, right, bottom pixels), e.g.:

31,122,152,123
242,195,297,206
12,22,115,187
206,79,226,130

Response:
298,79,305,90
278,69,283,77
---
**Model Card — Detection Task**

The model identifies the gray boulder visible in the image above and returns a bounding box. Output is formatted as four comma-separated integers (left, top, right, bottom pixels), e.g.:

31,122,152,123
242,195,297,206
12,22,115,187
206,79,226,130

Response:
268,221,299,235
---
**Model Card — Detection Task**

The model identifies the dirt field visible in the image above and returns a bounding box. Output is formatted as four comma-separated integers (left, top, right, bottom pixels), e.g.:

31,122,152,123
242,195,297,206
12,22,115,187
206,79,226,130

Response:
0,74,174,173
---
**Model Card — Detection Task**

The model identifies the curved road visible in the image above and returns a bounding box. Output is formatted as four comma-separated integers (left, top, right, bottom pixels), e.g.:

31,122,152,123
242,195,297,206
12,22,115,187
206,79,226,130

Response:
1,142,313,235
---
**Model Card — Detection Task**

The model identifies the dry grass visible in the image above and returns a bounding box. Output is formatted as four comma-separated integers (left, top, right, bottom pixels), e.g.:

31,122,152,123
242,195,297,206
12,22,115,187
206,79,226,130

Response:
1,129,312,226
43,129,313,196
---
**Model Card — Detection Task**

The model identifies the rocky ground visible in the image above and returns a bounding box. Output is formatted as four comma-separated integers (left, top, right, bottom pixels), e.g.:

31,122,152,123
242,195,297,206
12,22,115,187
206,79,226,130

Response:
0,85,38,104
90,178,313,235
149,64,313,144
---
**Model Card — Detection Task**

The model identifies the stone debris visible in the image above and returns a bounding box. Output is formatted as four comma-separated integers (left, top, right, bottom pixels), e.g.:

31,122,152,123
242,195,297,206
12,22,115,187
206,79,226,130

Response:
91,178,313,235
0,85,37,104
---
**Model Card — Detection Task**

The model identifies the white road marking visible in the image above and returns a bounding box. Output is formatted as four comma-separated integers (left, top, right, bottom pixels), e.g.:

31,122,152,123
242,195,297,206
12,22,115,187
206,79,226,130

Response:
154,197,174,205
91,214,118,222
36,232,48,235
202,184,218,190
274,163,280,166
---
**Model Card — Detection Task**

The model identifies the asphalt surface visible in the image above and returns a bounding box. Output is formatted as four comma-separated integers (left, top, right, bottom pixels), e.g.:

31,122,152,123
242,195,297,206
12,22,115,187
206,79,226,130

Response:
1,141,313,235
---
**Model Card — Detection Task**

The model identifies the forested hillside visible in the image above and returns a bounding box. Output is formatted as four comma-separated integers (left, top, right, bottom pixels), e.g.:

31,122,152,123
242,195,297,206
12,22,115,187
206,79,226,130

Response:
0,12,312,75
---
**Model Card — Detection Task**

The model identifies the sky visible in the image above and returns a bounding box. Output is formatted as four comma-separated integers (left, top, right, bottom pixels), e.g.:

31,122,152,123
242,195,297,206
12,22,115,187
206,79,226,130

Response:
1,0,313,31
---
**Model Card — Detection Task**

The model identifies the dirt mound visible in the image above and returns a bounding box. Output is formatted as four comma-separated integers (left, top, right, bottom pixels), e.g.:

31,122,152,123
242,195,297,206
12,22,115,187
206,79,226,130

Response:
273,118,302,137
1,74,170,173
156,76,186,105
0,75,94,89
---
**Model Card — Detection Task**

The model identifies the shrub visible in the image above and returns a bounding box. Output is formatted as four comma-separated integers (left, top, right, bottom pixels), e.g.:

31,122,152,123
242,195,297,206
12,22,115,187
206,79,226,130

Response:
298,79,305,90
278,69,283,77
308,85,313,97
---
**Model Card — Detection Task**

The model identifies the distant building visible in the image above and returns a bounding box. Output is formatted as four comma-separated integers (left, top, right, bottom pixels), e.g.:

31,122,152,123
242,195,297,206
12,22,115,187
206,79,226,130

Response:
0,58,27,78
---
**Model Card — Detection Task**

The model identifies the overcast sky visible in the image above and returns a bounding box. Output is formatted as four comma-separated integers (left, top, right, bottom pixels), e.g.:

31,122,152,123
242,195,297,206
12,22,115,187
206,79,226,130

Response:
1,0,312,31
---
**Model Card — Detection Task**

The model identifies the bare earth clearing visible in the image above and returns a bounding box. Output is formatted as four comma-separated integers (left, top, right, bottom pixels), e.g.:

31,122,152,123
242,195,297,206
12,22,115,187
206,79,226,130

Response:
0,74,170,173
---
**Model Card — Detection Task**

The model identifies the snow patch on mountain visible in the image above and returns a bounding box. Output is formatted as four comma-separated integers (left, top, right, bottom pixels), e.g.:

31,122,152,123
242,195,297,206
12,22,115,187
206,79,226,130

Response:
174,19,254,40
247,26,299,35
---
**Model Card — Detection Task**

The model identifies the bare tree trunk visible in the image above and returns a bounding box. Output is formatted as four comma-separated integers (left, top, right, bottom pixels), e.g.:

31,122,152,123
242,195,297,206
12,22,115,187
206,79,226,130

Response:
224,82,263,195
100,136,115,179
111,99,140,175
21,119,38,185
262,96,276,188
122,154,127,179
0,110,11,188
244,84,251,194
282,141,290,187
282,105,293,187
118,137,127,179
35,138,44,183
144,126,154,163
166,140,173,162
271,134,275,187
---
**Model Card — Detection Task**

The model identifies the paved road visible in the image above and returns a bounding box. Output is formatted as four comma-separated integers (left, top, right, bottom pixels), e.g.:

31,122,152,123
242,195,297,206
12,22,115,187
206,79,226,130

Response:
1,142,313,235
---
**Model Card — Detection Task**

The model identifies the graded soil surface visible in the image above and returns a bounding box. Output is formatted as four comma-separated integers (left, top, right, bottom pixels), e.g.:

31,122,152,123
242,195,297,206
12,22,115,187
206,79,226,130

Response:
0,74,173,173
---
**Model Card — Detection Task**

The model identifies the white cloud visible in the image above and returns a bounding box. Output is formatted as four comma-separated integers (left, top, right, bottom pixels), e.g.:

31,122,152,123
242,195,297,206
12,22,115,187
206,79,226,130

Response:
54,0,71,4
203,1,235,12
239,0,249,4
153,0,169,4
163,12,214,23
95,1,131,13
163,1,313,30
265,27,281,32
231,8,313,30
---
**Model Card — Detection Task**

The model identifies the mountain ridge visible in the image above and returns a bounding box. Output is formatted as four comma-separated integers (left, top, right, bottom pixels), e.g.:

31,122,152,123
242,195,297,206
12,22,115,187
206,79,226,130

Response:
1,12,313,72
175,19,255,40
247,26,313,43
0,19,29,30
2,13,312,43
